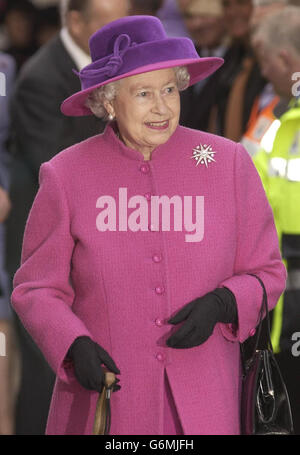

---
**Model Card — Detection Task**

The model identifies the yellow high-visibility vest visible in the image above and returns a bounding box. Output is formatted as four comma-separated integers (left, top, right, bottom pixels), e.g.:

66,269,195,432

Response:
253,98,300,352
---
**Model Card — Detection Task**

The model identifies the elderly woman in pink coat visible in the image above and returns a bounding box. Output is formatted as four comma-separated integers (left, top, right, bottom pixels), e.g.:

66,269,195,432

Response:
11,16,286,435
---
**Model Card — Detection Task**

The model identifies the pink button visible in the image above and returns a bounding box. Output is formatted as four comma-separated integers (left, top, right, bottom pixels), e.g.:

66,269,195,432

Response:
156,353,165,361
155,286,165,295
249,328,256,337
152,254,162,263
144,192,152,201
155,318,165,327
140,164,150,174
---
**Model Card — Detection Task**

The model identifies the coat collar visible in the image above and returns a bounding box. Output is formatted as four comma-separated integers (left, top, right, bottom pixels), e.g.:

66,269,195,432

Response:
102,121,182,162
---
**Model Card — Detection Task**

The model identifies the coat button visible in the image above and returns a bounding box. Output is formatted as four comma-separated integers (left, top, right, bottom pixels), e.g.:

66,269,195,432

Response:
152,254,162,263
249,328,256,337
155,286,165,295
155,318,165,327
140,164,150,174
156,353,165,361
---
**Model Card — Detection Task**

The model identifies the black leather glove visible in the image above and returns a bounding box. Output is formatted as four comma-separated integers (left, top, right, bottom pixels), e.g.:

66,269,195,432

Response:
68,336,121,393
166,288,238,349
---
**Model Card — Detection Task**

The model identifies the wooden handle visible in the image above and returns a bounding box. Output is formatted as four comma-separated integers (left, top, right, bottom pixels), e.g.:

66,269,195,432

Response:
93,371,116,435
104,372,117,388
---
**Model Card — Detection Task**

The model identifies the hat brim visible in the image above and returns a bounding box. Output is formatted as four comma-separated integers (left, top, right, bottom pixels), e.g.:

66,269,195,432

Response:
61,57,223,117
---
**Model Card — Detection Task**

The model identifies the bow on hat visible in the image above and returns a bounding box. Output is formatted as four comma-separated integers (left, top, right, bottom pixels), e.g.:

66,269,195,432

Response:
74,34,137,87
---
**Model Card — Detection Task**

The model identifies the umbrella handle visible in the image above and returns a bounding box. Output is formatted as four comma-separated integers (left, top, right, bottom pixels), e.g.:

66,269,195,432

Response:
93,371,116,435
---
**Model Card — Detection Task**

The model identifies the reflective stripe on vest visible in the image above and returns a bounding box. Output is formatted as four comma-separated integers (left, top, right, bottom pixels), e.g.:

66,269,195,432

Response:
268,157,300,181
241,96,280,157
260,119,281,153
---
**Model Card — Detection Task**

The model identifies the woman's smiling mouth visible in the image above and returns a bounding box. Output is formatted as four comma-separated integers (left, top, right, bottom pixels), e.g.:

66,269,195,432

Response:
145,120,170,130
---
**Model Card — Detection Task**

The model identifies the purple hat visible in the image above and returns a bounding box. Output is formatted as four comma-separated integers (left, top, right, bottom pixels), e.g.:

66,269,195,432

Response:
61,15,224,117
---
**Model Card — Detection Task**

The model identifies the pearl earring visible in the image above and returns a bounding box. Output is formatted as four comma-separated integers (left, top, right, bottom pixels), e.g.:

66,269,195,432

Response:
108,113,115,121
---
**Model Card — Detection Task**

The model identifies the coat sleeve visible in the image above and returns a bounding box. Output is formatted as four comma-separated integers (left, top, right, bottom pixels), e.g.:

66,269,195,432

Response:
218,144,286,343
11,162,93,383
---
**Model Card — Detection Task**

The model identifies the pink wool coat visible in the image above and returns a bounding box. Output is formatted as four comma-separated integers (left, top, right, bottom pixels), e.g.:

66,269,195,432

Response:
12,123,286,435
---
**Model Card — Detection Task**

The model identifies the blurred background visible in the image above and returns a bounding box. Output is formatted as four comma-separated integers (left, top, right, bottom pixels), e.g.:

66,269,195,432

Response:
0,0,299,435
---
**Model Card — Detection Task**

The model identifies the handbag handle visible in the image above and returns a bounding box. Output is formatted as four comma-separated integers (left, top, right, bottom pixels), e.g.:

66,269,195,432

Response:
240,274,274,373
247,273,273,354
93,371,116,435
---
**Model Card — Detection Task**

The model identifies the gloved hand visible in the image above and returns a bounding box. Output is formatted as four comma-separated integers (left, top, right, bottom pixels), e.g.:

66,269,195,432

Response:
67,336,121,393
166,287,238,349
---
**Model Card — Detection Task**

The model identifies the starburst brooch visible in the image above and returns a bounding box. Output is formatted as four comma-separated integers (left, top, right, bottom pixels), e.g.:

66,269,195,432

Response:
191,144,216,167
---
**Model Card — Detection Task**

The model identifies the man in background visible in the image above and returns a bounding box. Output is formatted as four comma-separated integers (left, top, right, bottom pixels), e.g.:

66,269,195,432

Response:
252,6,300,434
240,0,288,157
179,0,229,132
130,0,164,16
180,0,226,53
6,0,129,434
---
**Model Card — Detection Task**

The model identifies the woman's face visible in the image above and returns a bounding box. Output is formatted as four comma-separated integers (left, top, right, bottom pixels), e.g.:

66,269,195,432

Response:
106,68,181,160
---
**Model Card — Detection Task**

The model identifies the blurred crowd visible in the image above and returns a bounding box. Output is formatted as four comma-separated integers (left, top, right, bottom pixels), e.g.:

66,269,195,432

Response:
0,0,299,435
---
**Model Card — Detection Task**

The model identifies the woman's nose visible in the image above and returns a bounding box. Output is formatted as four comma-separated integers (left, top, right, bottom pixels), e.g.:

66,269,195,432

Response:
152,94,169,115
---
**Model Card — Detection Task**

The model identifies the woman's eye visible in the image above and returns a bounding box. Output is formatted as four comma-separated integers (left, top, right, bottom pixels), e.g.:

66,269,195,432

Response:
138,91,148,97
166,86,175,94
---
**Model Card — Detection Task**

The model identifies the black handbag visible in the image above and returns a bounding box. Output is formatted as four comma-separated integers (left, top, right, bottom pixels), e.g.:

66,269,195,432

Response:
240,274,294,435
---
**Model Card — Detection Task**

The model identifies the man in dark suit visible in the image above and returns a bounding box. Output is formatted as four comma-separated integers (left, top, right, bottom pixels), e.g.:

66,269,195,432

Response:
6,0,130,435
178,0,230,132
179,0,266,140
